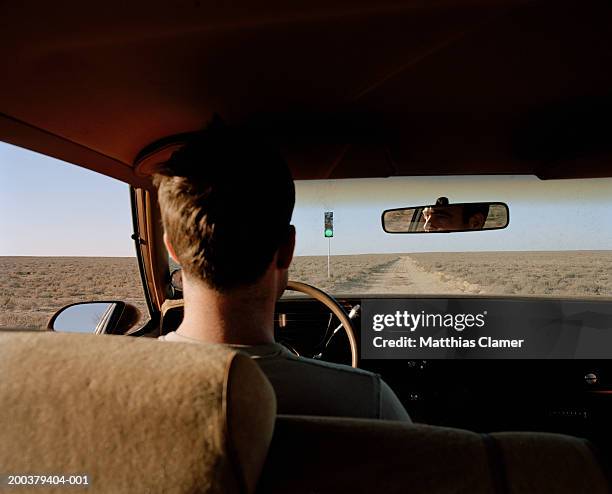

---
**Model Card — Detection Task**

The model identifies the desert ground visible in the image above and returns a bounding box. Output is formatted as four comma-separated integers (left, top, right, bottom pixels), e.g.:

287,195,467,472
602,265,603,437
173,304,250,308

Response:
1,251,611,330
0,257,148,330
288,251,612,297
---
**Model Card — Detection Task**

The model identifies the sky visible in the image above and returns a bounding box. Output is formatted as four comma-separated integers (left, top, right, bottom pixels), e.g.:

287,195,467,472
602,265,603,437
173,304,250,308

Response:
1,141,611,257
294,175,612,255
0,142,134,256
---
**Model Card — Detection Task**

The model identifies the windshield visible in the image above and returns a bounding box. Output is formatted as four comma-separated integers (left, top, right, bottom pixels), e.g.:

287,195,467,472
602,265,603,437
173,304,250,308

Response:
286,175,612,299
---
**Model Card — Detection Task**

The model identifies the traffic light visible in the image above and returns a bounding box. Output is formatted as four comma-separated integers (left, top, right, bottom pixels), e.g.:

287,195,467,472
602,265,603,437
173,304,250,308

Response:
324,211,333,238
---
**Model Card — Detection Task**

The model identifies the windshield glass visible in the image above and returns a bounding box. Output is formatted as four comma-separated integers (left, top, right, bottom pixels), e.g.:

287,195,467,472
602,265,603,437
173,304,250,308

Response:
286,175,612,298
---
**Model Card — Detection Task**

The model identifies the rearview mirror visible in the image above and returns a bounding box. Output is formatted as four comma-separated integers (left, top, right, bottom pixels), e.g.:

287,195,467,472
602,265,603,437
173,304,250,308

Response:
48,301,140,335
382,199,509,234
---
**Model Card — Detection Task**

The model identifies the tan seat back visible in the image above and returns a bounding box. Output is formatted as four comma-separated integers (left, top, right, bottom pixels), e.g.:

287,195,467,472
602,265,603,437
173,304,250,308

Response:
0,332,276,494
259,416,610,493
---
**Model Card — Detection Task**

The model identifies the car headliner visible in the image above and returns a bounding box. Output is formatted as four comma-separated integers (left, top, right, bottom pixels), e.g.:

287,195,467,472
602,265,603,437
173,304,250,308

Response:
1,0,611,187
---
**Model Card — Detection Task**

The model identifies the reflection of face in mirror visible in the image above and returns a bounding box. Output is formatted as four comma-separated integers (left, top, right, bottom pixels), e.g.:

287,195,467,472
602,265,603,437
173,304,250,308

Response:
382,199,507,234
422,197,489,232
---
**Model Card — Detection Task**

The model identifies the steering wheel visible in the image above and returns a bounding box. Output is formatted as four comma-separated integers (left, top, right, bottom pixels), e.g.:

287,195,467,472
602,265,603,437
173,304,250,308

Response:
285,280,358,368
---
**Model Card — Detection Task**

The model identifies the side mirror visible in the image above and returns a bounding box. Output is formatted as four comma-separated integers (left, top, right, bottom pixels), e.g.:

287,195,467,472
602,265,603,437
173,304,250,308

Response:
170,268,183,298
48,301,140,335
382,201,509,234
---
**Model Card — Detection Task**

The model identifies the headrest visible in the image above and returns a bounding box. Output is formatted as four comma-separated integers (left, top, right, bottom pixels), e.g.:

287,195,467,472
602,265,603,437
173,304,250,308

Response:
260,416,609,493
0,331,276,493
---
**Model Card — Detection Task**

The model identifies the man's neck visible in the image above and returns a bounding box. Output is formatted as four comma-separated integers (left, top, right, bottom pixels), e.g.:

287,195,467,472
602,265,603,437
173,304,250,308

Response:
176,277,276,346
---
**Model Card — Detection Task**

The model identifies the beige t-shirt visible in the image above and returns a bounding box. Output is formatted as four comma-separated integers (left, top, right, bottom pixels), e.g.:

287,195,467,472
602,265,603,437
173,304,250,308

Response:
160,331,410,422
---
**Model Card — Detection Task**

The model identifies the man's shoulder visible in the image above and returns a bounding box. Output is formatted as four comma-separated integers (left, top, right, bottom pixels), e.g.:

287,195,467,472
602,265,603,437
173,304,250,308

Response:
258,346,410,421
269,347,381,380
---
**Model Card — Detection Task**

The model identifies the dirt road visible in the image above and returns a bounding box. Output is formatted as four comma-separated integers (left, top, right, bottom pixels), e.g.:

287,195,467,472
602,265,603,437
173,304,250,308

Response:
335,256,481,295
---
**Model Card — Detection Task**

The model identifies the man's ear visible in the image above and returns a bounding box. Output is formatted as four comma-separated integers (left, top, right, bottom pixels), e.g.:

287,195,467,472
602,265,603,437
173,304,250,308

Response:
276,225,295,270
163,232,180,264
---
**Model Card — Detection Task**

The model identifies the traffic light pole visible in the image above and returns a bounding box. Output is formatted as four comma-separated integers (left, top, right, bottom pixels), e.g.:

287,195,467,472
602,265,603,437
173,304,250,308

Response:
324,211,333,279
327,238,331,279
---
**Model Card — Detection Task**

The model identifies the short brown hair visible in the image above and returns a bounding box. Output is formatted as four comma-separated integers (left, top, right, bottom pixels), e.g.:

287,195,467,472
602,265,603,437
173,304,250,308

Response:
153,121,295,291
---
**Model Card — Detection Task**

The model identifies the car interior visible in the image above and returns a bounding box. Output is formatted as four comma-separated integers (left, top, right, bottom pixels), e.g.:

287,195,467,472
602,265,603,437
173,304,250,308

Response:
1,0,612,492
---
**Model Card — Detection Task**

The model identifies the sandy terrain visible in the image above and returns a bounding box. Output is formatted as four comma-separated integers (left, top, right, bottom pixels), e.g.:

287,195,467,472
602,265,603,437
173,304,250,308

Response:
287,254,399,294
337,256,479,295
0,257,148,330
409,251,612,297
288,251,612,297
1,251,610,330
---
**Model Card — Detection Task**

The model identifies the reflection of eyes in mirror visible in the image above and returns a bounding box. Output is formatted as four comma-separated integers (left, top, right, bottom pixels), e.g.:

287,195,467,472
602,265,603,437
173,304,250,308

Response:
382,202,509,234
422,204,488,232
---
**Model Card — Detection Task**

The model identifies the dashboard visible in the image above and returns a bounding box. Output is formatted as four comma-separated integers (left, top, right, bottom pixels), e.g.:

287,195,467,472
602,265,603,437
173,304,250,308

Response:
276,295,612,445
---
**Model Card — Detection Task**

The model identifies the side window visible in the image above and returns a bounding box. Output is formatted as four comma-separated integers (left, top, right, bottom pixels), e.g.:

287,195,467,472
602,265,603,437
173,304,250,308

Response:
0,143,149,330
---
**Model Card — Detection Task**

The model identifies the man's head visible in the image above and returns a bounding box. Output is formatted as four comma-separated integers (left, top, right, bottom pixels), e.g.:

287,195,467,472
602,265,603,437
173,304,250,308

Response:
422,197,489,232
153,120,295,295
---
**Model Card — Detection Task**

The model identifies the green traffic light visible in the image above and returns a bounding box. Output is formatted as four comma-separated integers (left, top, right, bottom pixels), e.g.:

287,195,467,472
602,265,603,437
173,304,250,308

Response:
324,229,333,237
